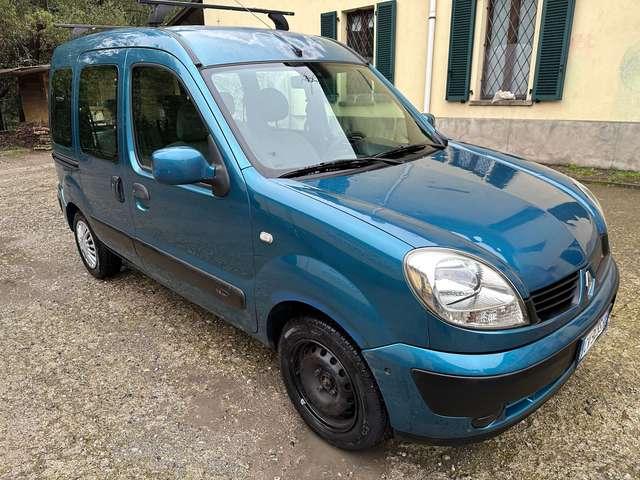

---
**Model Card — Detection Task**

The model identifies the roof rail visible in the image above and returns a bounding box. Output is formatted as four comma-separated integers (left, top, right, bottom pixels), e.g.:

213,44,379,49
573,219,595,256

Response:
138,0,294,30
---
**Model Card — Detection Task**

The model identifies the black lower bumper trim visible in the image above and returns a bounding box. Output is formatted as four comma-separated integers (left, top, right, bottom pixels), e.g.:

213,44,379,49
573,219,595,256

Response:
411,340,578,418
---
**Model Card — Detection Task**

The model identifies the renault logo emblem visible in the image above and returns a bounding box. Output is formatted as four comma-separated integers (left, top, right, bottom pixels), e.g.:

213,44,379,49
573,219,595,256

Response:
585,271,596,300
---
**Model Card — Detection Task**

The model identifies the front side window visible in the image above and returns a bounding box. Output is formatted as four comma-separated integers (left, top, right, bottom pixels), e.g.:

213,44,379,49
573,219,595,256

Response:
132,66,210,169
481,0,538,99
79,65,118,161
206,62,436,177
50,69,72,147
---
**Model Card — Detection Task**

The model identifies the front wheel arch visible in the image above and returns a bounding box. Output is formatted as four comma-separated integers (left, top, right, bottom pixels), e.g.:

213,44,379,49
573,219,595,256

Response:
267,300,358,351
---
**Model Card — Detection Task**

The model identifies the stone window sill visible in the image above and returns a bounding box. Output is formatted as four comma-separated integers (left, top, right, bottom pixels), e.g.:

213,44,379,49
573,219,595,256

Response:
468,99,534,106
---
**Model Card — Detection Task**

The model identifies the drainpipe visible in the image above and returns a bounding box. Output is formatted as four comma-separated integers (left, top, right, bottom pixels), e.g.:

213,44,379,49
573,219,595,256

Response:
423,0,437,113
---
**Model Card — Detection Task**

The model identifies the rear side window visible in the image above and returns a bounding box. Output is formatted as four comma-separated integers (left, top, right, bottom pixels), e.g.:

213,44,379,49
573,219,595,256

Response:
50,69,72,147
132,66,209,169
79,65,118,161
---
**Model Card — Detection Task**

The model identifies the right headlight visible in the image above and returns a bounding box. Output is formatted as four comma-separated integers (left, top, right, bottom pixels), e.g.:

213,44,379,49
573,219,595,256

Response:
404,248,529,330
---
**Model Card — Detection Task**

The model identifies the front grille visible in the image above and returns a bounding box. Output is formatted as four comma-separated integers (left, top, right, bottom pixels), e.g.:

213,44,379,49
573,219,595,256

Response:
531,271,580,321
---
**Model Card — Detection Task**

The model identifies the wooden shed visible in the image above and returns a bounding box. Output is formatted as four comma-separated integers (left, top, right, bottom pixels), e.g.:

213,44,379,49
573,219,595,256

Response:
0,64,50,129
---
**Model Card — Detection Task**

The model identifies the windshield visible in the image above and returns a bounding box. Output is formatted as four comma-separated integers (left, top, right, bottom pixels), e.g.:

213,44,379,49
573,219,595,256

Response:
204,62,438,178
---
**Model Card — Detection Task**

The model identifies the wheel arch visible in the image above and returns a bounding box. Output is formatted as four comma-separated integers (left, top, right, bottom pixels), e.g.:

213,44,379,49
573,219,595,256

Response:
266,300,360,351
255,254,386,351
65,202,80,230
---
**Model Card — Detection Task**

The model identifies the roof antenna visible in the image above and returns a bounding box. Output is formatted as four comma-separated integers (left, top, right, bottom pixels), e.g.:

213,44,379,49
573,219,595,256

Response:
231,0,300,56
272,33,303,57
231,0,273,29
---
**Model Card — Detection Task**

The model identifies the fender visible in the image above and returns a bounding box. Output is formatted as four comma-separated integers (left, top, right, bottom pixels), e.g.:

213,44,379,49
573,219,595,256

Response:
254,254,385,349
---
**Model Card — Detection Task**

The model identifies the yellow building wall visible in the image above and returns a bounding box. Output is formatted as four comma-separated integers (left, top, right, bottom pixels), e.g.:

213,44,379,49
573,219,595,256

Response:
431,0,640,122
204,0,640,123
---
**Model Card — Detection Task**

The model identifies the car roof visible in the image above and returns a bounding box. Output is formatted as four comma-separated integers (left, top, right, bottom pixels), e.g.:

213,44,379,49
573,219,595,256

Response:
51,26,365,69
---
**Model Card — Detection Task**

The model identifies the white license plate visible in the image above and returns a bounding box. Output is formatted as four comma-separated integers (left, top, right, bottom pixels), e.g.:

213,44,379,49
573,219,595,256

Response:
578,306,611,362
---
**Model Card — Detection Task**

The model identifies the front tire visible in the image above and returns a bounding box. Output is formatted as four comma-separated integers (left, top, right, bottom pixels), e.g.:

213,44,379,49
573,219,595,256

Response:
73,212,121,279
279,316,389,450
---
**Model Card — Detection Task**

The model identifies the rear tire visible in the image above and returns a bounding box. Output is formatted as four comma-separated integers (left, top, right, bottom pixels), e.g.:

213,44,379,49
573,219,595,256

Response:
73,212,121,279
279,316,389,450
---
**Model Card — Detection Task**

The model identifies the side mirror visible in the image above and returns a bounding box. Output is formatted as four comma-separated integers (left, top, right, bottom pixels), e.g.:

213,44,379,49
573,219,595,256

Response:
423,113,436,127
152,146,215,185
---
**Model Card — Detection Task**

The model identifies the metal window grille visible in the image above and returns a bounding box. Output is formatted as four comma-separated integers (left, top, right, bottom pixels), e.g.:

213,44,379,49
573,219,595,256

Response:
481,0,538,99
347,8,375,63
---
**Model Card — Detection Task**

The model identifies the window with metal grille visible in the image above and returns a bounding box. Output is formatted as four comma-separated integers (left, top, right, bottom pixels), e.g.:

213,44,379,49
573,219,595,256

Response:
346,8,375,63
481,0,538,100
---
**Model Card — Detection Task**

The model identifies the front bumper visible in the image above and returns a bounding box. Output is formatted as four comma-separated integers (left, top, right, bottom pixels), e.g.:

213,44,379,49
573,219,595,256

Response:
362,258,619,443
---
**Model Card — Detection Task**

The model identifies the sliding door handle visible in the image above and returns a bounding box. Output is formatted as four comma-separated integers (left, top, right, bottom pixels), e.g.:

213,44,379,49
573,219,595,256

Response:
111,176,124,203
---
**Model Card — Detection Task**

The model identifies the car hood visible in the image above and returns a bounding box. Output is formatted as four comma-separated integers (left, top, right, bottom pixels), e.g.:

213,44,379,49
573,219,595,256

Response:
284,142,600,293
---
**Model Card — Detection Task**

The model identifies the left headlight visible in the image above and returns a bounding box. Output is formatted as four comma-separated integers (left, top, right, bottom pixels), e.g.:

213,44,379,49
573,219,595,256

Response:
404,249,529,330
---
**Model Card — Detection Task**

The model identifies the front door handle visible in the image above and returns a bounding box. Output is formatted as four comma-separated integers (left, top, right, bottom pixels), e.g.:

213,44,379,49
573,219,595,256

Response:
132,183,150,201
111,176,124,203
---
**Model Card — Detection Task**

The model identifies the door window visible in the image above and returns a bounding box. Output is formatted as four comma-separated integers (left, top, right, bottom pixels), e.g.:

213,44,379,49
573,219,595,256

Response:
131,66,210,169
50,69,73,147
78,65,119,161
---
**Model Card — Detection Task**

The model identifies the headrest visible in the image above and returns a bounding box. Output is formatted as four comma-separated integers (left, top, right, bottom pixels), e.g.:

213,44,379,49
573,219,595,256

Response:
248,88,289,125
176,104,208,142
219,91,236,117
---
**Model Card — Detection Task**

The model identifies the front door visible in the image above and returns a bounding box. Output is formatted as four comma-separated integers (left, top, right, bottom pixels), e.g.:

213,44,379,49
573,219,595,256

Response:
122,48,255,332
77,50,137,260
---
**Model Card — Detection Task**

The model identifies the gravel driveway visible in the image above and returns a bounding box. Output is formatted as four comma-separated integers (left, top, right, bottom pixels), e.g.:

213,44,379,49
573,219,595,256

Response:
1,151,638,479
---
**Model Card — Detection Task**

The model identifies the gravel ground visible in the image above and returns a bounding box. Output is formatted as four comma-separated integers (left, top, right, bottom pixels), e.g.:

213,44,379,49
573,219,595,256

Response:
1,151,639,480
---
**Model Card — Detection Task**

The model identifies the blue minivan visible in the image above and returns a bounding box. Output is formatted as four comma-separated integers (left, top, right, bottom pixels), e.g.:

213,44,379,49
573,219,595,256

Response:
51,25,618,450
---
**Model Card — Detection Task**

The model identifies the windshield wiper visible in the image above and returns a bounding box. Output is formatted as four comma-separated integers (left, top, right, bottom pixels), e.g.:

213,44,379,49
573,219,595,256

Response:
373,141,445,159
279,157,402,179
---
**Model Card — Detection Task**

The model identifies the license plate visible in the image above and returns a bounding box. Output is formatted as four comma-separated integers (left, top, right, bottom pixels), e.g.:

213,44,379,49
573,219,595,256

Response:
578,306,611,362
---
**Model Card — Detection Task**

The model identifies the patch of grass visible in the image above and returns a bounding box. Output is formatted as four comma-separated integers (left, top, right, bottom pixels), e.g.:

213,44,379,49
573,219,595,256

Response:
553,164,640,186
608,169,640,183
563,164,600,178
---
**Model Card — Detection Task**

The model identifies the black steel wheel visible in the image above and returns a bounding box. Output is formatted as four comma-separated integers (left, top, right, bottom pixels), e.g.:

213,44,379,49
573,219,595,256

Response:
291,340,358,433
279,316,389,450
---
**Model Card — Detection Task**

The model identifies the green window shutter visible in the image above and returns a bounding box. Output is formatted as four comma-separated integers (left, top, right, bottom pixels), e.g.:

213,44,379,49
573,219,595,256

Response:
445,0,477,102
375,1,397,83
320,11,337,39
532,0,576,101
